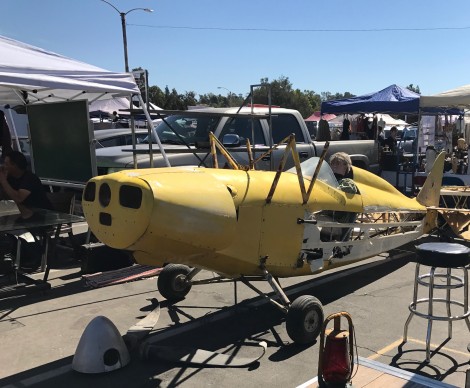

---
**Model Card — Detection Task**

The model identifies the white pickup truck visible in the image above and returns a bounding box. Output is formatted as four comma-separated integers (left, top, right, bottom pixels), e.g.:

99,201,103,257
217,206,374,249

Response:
96,107,379,175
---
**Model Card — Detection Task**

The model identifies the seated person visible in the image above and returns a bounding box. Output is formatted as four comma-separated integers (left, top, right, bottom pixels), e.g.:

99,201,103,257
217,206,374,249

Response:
320,152,358,242
330,151,354,182
0,151,53,273
0,151,52,219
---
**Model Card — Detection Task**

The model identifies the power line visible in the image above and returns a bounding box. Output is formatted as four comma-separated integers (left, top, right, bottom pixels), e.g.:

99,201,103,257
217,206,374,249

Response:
129,23,470,33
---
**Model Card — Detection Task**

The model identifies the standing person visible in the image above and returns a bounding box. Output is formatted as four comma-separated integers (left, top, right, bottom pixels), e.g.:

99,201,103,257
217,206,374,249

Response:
377,126,385,147
317,117,331,141
340,116,351,140
377,116,386,136
0,111,12,161
0,151,52,220
384,126,398,154
111,111,119,128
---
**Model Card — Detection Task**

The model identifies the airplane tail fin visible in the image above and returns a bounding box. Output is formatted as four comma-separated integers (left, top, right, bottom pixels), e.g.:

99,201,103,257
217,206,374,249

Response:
416,152,445,207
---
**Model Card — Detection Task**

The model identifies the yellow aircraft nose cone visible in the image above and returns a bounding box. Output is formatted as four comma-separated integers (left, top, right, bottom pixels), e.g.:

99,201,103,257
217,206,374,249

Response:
82,174,153,250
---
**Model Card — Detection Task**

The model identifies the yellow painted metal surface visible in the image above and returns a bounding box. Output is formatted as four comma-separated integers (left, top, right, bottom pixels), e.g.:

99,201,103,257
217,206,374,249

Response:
82,157,439,278
353,167,426,212
82,173,153,250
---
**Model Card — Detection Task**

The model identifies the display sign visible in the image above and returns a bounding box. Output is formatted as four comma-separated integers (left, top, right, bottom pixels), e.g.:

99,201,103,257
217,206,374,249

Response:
27,100,97,183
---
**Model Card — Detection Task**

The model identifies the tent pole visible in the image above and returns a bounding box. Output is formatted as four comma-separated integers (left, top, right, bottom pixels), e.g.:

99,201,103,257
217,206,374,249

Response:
5,107,21,151
136,94,170,167
414,109,422,190
129,95,137,169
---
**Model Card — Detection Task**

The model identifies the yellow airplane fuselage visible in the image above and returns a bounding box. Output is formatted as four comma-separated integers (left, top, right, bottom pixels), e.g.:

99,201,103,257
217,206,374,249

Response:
83,163,430,278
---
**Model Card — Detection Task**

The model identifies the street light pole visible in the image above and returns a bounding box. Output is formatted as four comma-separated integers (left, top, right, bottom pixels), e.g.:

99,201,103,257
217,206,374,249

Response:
120,12,129,72
101,0,153,72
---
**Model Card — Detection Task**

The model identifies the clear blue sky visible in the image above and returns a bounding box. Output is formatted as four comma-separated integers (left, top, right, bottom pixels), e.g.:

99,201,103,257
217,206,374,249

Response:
3,0,470,98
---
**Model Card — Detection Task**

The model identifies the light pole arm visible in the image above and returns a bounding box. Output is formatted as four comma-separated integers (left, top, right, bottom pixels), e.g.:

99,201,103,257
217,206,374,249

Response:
101,0,120,14
125,8,153,15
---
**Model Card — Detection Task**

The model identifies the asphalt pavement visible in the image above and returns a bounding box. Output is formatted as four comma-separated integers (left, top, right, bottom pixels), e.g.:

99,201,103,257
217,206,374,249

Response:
0,235,469,388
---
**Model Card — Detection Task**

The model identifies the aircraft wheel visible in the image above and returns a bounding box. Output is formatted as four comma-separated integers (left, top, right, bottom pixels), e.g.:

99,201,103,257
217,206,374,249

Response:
286,295,324,344
157,264,192,301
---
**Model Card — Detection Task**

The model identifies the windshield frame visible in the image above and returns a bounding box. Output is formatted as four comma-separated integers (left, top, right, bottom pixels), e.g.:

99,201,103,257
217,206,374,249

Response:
286,157,340,188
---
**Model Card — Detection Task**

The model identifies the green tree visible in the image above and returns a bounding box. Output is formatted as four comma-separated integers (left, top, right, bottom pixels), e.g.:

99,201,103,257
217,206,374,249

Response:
252,76,314,117
182,91,198,107
406,84,421,94
321,91,355,101
148,85,165,108
304,90,322,112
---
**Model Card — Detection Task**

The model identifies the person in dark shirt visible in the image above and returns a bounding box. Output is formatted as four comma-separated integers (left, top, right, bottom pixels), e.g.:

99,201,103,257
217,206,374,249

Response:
340,117,351,140
384,126,398,154
0,151,52,219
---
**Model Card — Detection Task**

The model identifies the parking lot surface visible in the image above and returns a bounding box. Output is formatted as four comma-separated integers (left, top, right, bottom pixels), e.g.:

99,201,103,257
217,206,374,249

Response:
0,236,469,387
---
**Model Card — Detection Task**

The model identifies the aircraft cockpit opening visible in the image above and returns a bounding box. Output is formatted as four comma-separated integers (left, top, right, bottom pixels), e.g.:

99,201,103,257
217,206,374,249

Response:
286,156,339,188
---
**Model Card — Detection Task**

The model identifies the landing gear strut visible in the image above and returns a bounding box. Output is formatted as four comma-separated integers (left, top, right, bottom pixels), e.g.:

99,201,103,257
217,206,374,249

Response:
241,268,324,344
156,264,324,344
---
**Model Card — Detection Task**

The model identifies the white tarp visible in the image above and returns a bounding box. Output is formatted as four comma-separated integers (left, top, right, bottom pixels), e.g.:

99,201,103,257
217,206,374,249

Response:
89,97,136,115
420,84,470,109
329,113,409,126
377,113,409,126
0,35,140,106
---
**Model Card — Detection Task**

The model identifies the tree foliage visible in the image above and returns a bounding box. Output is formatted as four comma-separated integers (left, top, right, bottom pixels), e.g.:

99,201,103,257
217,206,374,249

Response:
406,84,421,94
133,69,419,119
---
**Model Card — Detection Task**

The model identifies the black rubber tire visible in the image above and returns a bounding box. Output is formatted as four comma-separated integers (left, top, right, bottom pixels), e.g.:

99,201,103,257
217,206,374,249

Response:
286,295,324,344
157,264,192,301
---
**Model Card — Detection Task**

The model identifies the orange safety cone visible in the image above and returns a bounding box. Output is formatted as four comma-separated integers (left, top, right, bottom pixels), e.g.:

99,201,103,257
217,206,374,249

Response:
317,312,355,388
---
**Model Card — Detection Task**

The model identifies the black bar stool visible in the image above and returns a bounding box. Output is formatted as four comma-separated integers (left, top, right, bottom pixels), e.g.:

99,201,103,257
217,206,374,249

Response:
402,242,470,362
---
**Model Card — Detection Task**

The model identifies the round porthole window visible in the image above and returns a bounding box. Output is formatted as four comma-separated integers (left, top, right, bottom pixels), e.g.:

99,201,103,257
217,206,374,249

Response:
99,183,111,207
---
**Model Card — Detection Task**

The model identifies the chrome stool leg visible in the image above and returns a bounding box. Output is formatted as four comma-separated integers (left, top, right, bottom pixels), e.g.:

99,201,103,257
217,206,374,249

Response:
446,268,452,339
465,268,470,332
403,263,420,343
425,267,436,363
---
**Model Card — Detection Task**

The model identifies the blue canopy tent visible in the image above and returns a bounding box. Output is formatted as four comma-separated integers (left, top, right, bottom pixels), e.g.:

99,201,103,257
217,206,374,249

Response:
321,84,462,115
321,84,420,114
321,84,464,191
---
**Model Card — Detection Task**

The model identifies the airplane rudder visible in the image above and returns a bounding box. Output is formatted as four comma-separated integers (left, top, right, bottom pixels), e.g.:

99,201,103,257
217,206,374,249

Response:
416,152,445,207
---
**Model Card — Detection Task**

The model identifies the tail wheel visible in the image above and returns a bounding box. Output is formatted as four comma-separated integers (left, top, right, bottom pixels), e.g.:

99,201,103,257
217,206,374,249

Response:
157,264,192,301
286,295,324,344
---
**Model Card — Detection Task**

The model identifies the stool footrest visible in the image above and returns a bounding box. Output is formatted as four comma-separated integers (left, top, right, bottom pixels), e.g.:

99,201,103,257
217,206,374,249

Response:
417,272,464,290
408,298,470,321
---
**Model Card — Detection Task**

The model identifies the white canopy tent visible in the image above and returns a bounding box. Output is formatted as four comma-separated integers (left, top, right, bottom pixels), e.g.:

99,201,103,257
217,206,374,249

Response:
420,84,470,110
420,85,470,147
0,35,140,105
0,35,168,167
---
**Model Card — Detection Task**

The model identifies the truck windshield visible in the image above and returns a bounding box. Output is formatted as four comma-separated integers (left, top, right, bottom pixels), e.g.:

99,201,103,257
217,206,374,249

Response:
286,157,339,188
143,114,220,145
